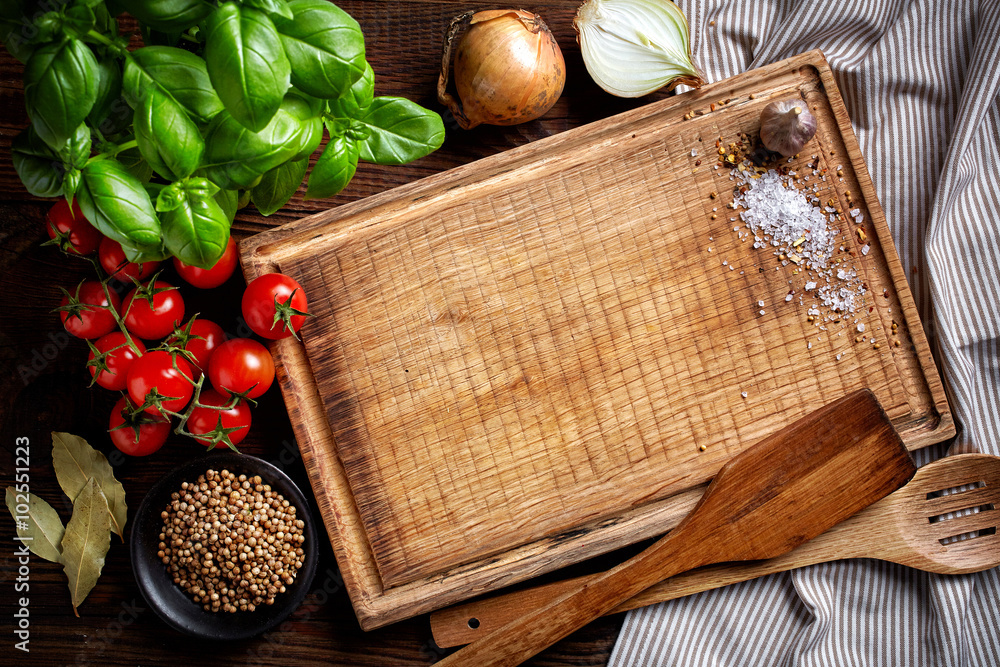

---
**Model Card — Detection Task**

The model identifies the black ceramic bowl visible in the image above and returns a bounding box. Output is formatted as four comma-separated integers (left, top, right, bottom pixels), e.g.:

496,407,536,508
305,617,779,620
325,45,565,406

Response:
130,451,319,640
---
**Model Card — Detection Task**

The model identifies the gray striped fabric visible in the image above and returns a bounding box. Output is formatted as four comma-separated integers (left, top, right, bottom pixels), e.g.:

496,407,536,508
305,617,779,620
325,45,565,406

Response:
610,0,1000,664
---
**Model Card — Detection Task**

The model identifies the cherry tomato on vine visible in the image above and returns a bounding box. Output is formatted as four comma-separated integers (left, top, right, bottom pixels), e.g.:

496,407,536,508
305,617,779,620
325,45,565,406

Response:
187,389,252,448
173,236,238,289
108,395,170,456
57,281,121,339
167,318,226,380
99,237,160,283
123,280,185,340
241,273,311,340
45,198,101,255
126,350,195,415
88,331,145,391
208,338,275,399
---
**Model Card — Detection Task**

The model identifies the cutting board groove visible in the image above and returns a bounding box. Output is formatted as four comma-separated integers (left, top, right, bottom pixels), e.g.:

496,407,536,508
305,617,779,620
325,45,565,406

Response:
241,51,952,629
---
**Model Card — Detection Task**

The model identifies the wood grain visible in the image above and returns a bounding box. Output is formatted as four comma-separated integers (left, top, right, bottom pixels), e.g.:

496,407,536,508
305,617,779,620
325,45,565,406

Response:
431,452,1000,647
435,389,917,667
241,51,953,629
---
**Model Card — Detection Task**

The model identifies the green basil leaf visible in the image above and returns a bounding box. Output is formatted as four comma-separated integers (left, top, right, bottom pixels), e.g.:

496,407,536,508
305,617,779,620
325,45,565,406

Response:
215,187,239,222
282,89,324,121
251,158,307,215
304,134,358,200
62,168,81,202
117,0,214,33
123,46,224,123
237,189,251,209
244,0,293,20
11,125,65,197
76,157,162,248
327,61,374,118
87,56,122,128
272,0,365,99
155,182,184,212
205,3,290,132
293,117,323,161
160,183,231,267
281,94,323,161
356,97,445,165
135,89,204,181
201,108,302,190
116,143,153,183
24,38,99,148
121,240,170,263
58,123,92,170
62,4,96,38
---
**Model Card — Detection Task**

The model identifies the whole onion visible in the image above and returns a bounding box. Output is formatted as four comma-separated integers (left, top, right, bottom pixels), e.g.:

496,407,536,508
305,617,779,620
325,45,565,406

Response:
438,9,566,129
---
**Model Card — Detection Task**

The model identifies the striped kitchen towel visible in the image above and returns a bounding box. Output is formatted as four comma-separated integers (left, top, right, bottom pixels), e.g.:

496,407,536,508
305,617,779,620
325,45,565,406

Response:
611,0,1000,665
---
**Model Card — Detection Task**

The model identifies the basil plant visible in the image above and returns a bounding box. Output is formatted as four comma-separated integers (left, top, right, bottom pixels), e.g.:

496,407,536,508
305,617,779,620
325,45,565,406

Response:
4,0,446,268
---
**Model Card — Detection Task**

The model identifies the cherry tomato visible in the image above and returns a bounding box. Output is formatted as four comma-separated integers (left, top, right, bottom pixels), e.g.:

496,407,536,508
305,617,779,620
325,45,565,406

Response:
167,318,226,379
126,350,195,415
208,338,275,399
123,280,185,340
46,198,101,255
173,236,239,289
108,395,170,456
187,389,252,448
88,332,146,391
58,281,121,339
241,273,310,340
99,237,161,283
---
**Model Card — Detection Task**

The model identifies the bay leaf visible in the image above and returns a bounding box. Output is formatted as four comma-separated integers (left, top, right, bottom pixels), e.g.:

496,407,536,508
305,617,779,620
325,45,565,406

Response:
59,478,111,616
5,487,65,563
51,431,127,539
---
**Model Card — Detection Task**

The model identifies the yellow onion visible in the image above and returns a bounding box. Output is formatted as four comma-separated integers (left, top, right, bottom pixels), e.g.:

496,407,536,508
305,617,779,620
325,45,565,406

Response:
438,9,566,129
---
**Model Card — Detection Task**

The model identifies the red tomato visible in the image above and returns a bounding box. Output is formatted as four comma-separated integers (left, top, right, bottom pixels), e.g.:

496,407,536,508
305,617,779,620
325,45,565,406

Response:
126,350,195,415
123,280,185,340
46,198,101,255
208,338,275,399
173,236,239,289
167,318,226,379
58,281,121,339
88,332,146,391
99,237,160,283
108,395,170,456
241,273,310,340
187,389,252,448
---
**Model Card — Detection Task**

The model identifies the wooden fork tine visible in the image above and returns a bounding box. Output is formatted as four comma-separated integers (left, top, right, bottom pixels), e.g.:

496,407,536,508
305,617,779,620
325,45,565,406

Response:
924,486,998,517
926,508,1000,543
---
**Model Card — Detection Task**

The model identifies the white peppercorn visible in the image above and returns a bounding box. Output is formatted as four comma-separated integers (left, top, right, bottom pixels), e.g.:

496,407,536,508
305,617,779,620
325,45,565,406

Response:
158,468,306,613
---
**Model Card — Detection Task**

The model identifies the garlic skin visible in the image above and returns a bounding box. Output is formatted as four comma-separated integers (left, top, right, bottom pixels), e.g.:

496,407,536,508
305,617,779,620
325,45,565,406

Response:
759,99,817,156
574,0,703,98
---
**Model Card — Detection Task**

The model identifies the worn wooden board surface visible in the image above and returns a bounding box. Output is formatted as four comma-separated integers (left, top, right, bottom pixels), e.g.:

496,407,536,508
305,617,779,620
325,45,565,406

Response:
241,50,953,629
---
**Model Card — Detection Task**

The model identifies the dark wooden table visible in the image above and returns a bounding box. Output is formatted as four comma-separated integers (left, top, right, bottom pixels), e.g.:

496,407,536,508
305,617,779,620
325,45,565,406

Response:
0,2,684,664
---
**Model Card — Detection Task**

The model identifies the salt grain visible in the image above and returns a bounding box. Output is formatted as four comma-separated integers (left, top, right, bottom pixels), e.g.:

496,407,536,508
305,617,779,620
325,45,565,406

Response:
729,167,866,315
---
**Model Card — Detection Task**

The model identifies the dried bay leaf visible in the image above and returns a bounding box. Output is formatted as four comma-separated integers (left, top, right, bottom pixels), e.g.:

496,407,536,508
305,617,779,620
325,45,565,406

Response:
5,487,65,563
60,478,111,616
51,431,128,539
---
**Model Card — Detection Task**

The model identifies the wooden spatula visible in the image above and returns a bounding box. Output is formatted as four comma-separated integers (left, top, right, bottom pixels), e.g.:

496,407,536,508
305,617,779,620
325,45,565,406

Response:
435,389,916,667
432,452,1000,648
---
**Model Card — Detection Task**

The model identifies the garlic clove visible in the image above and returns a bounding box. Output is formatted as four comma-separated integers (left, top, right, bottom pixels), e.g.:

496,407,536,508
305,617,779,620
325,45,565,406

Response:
759,99,818,157
574,0,703,98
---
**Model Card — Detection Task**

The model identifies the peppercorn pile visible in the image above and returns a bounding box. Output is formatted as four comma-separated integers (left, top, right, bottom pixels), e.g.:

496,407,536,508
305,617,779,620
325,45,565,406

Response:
158,469,306,613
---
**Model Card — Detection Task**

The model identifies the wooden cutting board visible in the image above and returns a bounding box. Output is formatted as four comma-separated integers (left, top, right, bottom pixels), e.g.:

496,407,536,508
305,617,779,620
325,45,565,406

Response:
240,50,953,630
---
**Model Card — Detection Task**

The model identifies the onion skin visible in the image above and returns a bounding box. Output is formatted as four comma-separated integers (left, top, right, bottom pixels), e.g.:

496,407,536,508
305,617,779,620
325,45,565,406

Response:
438,9,565,129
